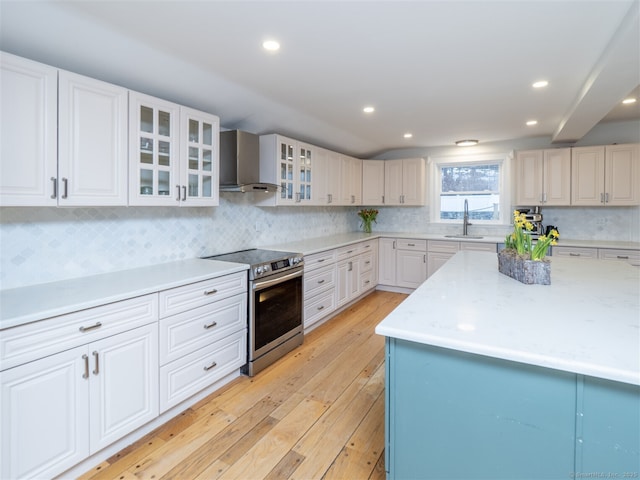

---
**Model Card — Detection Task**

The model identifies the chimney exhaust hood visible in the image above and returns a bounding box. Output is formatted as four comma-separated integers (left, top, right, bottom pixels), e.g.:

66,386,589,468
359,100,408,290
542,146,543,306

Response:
219,130,279,193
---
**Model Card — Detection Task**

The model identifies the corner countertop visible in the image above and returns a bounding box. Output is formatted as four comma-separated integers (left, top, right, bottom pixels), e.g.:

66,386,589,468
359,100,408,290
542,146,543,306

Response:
0,259,248,330
265,232,640,256
374,250,640,385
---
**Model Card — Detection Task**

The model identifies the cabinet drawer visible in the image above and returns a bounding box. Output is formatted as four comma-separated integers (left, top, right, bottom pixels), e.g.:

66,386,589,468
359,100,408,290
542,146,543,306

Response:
159,329,246,413
360,252,375,273
360,269,375,291
159,293,247,366
304,249,336,271
460,242,496,253
359,240,378,254
598,249,640,266
336,243,363,261
397,239,427,251
0,294,157,371
159,271,247,318
304,289,336,328
551,246,598,259
304,264,336,297
427,240,459,254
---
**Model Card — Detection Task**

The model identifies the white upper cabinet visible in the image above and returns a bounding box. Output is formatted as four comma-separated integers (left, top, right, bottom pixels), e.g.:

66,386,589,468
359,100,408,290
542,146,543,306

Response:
572,144,639,206
259,134,314,206
384,158,426,206
129,92,219,206
0,52,58,206
1,54,128,207
362,160,385,205
338,154,362,206
313,147,337,205
58,70,128,206
514,149,571,206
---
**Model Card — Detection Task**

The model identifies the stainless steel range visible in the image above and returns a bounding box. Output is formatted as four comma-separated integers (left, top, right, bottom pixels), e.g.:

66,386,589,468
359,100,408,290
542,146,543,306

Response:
203,249,304,376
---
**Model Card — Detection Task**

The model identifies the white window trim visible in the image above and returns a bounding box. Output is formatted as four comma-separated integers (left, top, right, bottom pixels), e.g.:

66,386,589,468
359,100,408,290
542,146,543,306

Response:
428,152,513,225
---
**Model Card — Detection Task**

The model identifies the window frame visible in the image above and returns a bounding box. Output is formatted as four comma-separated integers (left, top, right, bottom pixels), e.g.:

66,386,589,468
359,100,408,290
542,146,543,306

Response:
428,152,513,226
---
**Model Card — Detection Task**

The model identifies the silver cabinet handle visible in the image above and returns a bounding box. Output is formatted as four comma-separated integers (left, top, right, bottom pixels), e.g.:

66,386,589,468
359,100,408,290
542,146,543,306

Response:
176,185,181,201
328,193,332,204
348,261,353,272
61,178,68,199
92,351,99,375
617,255,629,259
569,253,581,257
182,185,187,201
393,241,396,249
351,195,355,204
82,354,89,379
423,255,426,263
51,177,57,199
204,361,217,371
79,322,102,333
317,305,325,311
365,261,371,265
408,243,415,246
317,279,325,284
204,288,218,296
605,192,609,203
317,258,325,263
600,193,604,203
347,250,353,254
364,280,370,285
382,195,385,204
204,321,218,329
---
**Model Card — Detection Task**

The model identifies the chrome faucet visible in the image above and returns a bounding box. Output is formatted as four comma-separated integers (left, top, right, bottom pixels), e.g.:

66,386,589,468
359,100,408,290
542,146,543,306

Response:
463,199,472,236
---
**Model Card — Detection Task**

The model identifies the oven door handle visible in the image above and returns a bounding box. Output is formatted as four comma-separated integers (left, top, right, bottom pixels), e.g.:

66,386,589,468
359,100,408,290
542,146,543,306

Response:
253,269,303,290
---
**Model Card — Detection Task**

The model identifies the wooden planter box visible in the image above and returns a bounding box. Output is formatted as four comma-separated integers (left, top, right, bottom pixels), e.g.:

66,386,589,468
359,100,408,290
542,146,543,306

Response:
498,249,551,285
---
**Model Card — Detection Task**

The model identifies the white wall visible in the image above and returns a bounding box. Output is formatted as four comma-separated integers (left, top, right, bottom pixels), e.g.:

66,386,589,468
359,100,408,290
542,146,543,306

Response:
1,121,638,289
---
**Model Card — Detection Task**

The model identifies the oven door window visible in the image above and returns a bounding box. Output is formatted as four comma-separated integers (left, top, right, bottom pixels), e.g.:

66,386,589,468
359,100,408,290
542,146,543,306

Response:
254,275,302,351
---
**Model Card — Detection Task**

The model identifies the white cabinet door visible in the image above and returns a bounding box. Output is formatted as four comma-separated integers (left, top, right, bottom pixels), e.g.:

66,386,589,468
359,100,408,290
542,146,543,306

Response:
179,107,219,206
58,70,128,206
0,346,89,480
362,160,385,205
378,238,397,286
129,91,181,205
89,324,158,453
336,257,360,307
542,149,571,206
384,160,404,205
401,158,426,206
397,250,427,288
313,147,332,205
0,52,58,206
339,155,362,205
606,144,639,205
515,150,544,205
571,146,605,206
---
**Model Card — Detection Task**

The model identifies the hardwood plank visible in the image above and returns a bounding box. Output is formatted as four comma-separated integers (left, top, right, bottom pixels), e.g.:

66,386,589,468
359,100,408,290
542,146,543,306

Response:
263,450,306,480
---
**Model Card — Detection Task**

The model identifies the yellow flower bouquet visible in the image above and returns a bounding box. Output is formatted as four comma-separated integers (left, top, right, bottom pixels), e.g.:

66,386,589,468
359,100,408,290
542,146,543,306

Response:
504,210,559,260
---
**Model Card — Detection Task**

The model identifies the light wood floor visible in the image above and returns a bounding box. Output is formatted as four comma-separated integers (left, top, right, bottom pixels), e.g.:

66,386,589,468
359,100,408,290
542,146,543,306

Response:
79,290,407,480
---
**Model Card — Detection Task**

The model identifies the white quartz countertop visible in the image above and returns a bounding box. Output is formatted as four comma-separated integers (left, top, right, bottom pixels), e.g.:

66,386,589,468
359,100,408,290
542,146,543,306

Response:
0,259,248,330
375,251,640,385
265,232,639,256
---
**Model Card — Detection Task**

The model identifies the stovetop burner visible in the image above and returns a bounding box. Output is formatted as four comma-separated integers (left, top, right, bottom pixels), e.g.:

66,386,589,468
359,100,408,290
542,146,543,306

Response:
202,248,303,280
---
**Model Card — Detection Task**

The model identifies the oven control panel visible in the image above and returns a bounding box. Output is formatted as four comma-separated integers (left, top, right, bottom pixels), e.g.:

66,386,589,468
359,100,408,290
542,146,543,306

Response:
253,255,303,279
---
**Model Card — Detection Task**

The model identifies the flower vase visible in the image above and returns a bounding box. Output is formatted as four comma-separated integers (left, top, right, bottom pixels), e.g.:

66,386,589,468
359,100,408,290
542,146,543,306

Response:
362,219,372,233
497,249,550,285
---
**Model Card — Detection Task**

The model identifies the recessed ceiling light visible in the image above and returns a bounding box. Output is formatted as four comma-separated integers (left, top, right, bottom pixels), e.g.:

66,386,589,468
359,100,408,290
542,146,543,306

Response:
455,139,478,147
403,133,413,139
262,40,280,52
363,106,375,113
532,80,549,89
622,97,637,104
526,120,538,126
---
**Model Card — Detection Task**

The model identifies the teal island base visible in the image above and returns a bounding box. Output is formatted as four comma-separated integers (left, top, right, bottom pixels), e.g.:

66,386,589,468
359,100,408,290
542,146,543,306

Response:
385,338,640,479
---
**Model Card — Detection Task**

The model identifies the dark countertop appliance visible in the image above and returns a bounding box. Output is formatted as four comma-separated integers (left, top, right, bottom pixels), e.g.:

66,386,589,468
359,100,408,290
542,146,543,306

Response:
202,249,304,376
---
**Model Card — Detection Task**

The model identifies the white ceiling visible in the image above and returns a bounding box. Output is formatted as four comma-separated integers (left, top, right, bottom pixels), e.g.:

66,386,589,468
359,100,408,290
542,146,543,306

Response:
1,0,638,157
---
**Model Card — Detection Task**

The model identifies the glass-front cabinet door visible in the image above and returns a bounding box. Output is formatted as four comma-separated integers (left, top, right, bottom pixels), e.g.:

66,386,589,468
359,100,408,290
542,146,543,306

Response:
180,107,219,206
129,92,179,205
298,143,312,203
278,138,296,204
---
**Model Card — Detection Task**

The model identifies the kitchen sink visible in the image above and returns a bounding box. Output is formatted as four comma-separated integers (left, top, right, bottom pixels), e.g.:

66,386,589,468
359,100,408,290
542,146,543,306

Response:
444,235,484,239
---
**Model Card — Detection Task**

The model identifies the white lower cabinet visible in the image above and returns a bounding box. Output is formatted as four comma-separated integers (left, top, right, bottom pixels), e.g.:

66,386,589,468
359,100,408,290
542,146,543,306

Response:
337,255,360,307
304,260,337,329
378,238,427,288
158,272,247,413
597,248,640,267
551,246,598,259
0,323,158,480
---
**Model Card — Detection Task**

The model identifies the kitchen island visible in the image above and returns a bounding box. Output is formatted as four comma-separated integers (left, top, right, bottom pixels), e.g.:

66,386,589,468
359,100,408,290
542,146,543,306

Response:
375,251,639,479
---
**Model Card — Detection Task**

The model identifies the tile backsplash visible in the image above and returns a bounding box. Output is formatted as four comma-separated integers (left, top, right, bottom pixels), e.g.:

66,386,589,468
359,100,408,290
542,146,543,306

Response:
0,194,638,289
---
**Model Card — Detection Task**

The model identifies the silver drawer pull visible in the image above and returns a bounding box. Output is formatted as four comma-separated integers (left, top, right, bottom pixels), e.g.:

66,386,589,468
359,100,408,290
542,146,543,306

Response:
317,279,325,284
51,177,57,199
204,321,218,329
364,280,370,285
204,361,217,371
408,243,416,246
317,305,325,311
82,354,89,379
365,261,371,265
317,259,325,263
79,322,102,333
204,288,218,296
617,255,629,259
569,253,581,257
347,250,353,254
92,351,99,375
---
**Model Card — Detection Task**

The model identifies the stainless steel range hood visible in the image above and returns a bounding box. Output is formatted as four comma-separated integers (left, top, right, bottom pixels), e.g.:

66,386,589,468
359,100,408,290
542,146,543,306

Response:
219,130,279,193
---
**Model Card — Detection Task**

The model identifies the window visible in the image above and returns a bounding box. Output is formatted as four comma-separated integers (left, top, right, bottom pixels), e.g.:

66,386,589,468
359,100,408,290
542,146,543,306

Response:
429,153,512,225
